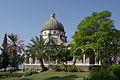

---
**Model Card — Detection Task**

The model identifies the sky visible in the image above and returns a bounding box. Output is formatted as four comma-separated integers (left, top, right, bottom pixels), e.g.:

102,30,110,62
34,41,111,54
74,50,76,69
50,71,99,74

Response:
0,0,120,45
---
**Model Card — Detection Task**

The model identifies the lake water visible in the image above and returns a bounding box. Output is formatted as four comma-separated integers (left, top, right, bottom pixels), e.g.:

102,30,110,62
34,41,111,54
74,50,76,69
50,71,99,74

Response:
0,64,24,71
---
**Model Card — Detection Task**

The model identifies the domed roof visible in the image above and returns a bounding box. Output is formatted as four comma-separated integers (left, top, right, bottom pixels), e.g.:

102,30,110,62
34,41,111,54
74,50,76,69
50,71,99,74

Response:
41,13,64,32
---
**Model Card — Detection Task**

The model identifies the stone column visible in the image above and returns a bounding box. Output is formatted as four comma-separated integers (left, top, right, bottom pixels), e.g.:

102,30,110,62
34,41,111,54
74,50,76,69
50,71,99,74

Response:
29,57,32,64
83,54,86,64
94,52,98,65
35,58,37,64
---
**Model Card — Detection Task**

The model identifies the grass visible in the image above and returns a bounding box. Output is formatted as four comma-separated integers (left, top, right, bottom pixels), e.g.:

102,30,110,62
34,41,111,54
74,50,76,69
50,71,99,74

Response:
0,71,89,80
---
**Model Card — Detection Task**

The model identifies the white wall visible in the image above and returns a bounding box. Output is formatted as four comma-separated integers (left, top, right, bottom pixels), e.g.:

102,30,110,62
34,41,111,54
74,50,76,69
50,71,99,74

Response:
42,30,66,43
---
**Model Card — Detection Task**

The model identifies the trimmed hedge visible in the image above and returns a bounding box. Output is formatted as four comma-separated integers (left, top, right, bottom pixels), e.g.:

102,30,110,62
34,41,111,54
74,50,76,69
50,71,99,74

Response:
0,71,23,77
0,69,37,77
50,65,80,72
50,65,61,71
67,65,77,72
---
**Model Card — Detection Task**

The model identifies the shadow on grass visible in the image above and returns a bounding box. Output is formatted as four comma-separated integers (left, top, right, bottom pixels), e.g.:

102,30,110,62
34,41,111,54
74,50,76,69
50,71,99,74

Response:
43,75,79,80
20,78,32,80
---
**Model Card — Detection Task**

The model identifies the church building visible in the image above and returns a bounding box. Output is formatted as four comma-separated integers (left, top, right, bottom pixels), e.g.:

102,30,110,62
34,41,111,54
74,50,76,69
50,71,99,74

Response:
24,13,101,71
41,13,67,45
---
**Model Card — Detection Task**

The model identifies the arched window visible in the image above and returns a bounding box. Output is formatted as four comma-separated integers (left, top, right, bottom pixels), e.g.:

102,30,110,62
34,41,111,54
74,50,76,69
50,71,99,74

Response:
53,31,56,34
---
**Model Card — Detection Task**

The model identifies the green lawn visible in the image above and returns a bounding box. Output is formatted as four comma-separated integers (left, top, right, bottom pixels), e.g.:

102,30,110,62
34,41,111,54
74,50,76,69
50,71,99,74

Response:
0,71,89,80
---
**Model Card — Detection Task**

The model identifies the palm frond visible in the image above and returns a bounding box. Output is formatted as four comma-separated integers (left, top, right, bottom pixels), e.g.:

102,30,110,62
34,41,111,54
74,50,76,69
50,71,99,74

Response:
7,34,24,54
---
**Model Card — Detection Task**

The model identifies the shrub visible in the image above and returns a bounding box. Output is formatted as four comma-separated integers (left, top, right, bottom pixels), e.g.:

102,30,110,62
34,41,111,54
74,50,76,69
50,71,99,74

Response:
84,68,117,80
51,65,79,72
76,66,82,72
67,65,77,72
60,65,67,71
30,70,37,74
0,71,11,77
23,71,32,76
12,73,23,77
50,65,61,71
0,71,23,77
107,64,120,79
23,70,37,76
84,64,120,80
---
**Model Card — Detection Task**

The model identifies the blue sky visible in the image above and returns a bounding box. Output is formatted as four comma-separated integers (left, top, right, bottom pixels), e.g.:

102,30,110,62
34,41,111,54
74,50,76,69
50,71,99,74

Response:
0,0,120,45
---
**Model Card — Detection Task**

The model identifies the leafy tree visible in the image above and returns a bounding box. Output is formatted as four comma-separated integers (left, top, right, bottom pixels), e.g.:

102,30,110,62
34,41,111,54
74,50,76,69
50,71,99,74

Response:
70,43,82,65
7,34,24,71
109,29,120,63
26,36,47,71
0,33,9,71
56,44,73,65
45,39,73,65
72,11,116,64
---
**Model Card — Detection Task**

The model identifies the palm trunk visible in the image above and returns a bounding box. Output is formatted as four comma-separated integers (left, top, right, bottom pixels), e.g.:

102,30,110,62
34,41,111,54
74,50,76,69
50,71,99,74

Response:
39,58,47,72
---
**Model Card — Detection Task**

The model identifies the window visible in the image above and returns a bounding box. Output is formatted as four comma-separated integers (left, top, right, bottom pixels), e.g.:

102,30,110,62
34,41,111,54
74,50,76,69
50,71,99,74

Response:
60,32,64,35
44,32,46,34
53,31,56,34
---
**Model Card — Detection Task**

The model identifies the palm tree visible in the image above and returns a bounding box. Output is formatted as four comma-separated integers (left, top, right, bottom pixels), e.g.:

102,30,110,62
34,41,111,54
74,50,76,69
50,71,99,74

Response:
26,36,47,72
7,33,24,71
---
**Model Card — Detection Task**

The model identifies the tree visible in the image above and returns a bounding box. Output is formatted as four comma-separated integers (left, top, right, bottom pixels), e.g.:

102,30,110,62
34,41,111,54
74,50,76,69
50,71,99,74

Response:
56,44,73,65
0,33,9,71
70,43,82,65
108,29,120,64
72,11,116,64
26,36,47,72
7,34,24,71
45,40,73,65
44,39,57,64
0,55,3,69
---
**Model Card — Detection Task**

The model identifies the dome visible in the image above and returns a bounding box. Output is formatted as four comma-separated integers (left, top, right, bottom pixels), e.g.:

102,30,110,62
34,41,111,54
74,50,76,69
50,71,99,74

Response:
41,13,64,32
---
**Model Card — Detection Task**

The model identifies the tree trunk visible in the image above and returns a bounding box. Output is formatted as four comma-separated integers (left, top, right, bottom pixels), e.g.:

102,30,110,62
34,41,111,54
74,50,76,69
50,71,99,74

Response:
39,58,47,72
73,58,76,65
65,61,67,65
15,65,19,71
